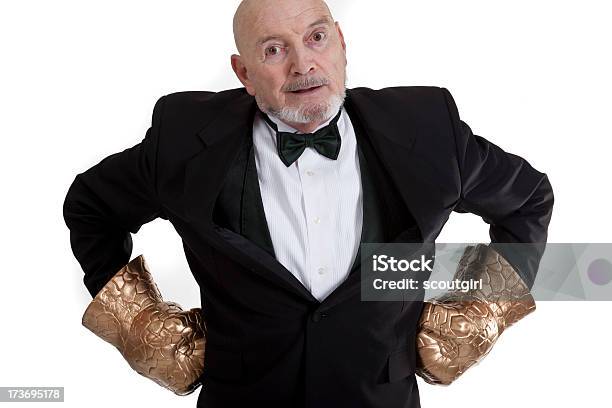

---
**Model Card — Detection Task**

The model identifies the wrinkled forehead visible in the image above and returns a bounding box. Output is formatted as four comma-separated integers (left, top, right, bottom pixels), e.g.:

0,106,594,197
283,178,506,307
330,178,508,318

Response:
248,4,333,47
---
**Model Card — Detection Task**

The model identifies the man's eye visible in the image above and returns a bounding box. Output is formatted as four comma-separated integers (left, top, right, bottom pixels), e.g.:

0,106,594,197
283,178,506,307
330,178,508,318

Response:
312,32,327,42
265,46,282,56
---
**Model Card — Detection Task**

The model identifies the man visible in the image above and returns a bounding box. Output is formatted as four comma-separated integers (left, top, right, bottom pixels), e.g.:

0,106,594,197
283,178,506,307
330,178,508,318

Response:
63,0,554,407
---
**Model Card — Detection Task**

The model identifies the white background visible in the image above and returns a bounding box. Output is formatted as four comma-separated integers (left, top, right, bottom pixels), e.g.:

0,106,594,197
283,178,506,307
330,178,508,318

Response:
1,0,610,406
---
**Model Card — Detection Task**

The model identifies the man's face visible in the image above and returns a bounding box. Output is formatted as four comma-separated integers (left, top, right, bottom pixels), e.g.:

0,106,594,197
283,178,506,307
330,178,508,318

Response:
232,0,347,128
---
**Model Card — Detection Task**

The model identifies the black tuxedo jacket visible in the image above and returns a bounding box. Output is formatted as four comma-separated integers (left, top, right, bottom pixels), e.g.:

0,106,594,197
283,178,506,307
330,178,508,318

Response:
63,86,554,408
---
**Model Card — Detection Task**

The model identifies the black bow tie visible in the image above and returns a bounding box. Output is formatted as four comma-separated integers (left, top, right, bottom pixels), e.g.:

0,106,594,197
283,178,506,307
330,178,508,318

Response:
262,109,343,167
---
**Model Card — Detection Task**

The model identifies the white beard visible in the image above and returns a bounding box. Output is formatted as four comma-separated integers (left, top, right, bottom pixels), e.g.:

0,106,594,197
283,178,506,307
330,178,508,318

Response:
257,89,346,125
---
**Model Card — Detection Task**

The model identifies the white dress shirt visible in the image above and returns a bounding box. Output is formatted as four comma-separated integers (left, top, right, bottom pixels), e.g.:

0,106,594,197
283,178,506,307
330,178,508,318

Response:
252,108,363,302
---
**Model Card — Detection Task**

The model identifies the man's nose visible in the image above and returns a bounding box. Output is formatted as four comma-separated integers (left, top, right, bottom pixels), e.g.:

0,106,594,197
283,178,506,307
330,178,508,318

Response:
289,46,316,76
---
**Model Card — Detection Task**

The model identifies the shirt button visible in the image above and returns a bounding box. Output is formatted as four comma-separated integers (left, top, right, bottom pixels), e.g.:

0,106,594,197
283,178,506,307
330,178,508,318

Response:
318,267,326,275
314,217,321,224
306,170,315,176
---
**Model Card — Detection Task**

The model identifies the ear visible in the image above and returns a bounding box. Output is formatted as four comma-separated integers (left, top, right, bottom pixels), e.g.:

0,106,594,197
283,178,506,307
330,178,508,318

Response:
335,22,346,53
231,54,256,96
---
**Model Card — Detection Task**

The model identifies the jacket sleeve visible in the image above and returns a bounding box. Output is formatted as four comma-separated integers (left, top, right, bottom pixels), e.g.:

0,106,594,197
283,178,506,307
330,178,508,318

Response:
63,95,168,298
441,88,554,289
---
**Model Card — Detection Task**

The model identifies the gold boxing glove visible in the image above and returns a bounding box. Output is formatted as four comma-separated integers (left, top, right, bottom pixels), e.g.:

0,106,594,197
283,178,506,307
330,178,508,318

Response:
81,255,206,395
415,244,536,385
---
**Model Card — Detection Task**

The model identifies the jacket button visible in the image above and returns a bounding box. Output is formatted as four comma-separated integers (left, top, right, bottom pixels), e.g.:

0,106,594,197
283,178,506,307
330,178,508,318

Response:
312,312,328,323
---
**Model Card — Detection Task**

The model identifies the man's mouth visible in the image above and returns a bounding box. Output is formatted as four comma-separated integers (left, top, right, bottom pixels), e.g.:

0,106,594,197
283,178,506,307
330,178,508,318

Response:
290,85,324,94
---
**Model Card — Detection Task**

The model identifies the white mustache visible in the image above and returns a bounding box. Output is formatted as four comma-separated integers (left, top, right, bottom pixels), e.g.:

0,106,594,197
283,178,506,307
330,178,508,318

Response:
284,77,330,92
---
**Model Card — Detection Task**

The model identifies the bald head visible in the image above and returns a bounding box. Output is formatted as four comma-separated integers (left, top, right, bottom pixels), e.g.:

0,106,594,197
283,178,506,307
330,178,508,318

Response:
233,0,334,56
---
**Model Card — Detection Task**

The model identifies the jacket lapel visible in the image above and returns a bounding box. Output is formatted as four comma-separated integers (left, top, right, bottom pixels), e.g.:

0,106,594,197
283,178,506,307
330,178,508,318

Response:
182,91,318,302
344,88,444,241
183,91,255,226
